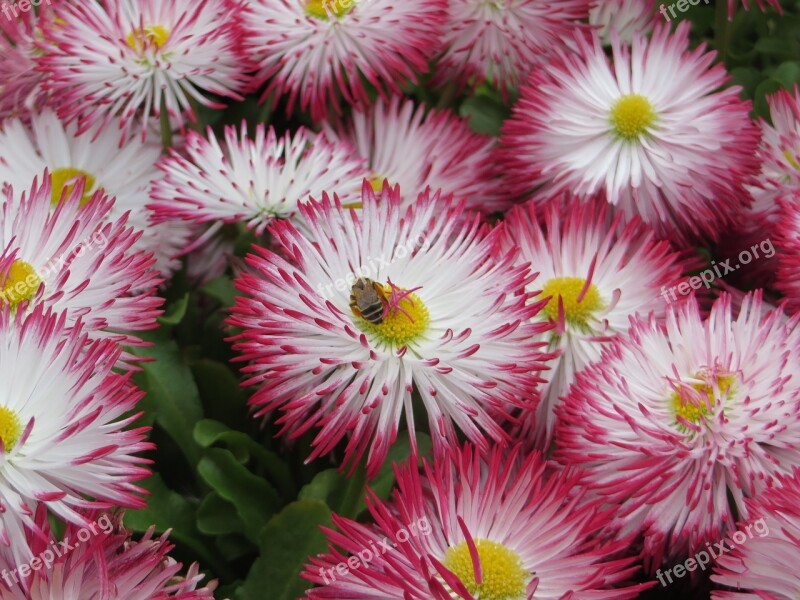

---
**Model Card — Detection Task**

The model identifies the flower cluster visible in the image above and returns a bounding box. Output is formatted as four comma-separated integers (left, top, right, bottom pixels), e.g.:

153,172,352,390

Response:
0,0,795,598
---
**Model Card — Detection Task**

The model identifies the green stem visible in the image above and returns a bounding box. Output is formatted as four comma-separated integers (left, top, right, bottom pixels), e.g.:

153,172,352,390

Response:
338,462,367,519
159,95,172,153
715,0,731,64
187,95,204,133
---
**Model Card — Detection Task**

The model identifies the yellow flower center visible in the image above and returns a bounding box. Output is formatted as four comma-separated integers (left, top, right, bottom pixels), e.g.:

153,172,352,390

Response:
50,168,97,207
0,406,22,452
305,0,355,19
356,285,430,347
0,260,41,308
442,539,528,600
126,24,170,52
540,277,604,328
610,94,657,141
783,149,800,171
368,175,387,193
670,373,736,427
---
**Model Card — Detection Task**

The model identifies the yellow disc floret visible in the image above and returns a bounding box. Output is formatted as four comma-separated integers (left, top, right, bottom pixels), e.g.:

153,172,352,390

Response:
126,24,170,52
442,539,528,600
610,94,657,141
783,149,800,171
357,285,429,347
0,260,41,308
305,0,354,20
50,168,97,207
0,406,22,452
671,372,736,427
540,277,604,328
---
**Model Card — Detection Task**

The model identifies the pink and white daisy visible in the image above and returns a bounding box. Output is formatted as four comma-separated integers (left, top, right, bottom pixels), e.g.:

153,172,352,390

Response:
303,444,650,599
434,0,591,92
0,5,53,120
554,292,800,573
228,184,551,477
242,0,446,121
0,109,189,279
0,173,162,352
590,0,656,44
0,306,151,567
498,22,760,241
0,507,215,599
39,0,249,142
775,192,800,312
496,199,687,449
711,469,799,599
150,123,366,234
752,87,800,207
323,97,503,213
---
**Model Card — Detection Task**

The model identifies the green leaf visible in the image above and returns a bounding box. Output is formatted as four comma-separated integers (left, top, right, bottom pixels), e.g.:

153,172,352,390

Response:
771,61,800,89
235,500,332,600
198,448,280,542
298,433,432,518
123,473,233,580
753,78,784,120
200,275,238,307
197,492,247,536
157,293,189,326
459,94,509,136
194,419,296,499
190,359,250,430
131,330,204,466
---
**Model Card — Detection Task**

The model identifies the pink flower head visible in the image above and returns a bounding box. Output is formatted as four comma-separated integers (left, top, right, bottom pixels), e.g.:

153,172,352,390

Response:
303,444,651,599
39,0,250,143
0,506,215,599
242,0,446,120
0,305,152,567
0,172,162,360
228,183,552,477
555,292,800,573
498,22,760,242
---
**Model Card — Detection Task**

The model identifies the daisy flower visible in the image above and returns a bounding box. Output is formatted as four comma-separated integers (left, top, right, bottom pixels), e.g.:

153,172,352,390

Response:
752,87,800,206
590,0,656,44
228,184,551,477
39,0,249,142
554,292,800,573
303,444,650,599
0,306,151,567
241,0,446,120
498,22,760,241
711,469,798,599
150,123,366,234
775,192,800,312
0,4,52,120
496,199,687,449
0,173,162,352
323,96,503,213
0,109,189,279
434,0,591,92
0,507,215,599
